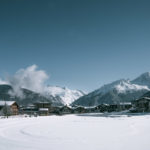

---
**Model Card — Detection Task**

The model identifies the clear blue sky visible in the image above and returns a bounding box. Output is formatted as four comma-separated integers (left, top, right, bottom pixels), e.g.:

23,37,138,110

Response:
0,0,150,92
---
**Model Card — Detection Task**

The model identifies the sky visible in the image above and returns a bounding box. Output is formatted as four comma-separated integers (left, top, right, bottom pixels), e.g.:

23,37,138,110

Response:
0,0,150,92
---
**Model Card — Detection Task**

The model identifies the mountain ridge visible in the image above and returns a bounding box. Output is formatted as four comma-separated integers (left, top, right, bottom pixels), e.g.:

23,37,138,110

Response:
72,72,150,106
0,84,85,106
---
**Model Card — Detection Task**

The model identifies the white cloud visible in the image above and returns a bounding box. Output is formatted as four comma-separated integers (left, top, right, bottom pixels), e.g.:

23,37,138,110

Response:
6,65,49,97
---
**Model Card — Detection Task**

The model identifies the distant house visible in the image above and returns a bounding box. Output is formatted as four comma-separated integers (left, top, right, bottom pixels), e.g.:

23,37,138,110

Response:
49,106,62,115
132,97,150,112
20,104,38,115
118,102,132,111
34,102,51,109
108,104,118,112
85,106,97,113
38,108,49,116
34,102,52,116
73,106,86,114
96,104,110,112
94,103,132,112
59,105,73,114
0,101,19,116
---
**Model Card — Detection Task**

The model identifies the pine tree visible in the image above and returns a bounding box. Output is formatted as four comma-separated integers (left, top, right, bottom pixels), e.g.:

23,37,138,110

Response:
3,102,11,118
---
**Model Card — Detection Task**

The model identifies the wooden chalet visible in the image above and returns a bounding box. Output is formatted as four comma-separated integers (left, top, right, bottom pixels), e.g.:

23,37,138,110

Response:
20,104,38,115
59,105,73,114
49,106,62,115
38,108,49,116
73,106,86,113
95,104,110,112
34,102,51,109
0,101,19,116
118,102,132,111
34,102,52,116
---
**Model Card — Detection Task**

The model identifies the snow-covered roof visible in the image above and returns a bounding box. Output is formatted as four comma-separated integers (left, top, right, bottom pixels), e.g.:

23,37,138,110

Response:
143,97,150,100
119,102,132,105
0,101,16,106
136,97,150,101
39,108,49,111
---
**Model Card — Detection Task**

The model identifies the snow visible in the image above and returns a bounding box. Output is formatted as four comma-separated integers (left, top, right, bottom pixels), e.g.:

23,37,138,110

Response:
44,86,85,105
0,101,16,106
0,114,150,150
0,79,8,85
95,79,150,95
115,80,149,93
38,108,49,111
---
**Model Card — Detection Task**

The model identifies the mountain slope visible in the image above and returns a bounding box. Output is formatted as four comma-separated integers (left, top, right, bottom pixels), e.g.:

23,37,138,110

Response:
0,84,85,106
44,86,85,105
141,90,150,98
131,72,150,87
0,84,63,106
73,74,150,106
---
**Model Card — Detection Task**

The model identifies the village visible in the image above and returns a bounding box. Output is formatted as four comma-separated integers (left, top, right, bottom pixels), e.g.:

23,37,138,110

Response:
0,97,150,117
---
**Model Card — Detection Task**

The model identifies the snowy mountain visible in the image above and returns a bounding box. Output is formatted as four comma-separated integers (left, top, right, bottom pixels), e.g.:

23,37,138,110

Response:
94,79,149,95
131,72,150,87
1,71,150,107
0,84,62,106
44,86,85,105
0,84,85,106
73,73,150,106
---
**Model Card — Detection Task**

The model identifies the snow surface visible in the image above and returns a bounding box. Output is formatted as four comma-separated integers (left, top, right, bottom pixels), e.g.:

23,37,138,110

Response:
44,86,85,105
0,114,150,150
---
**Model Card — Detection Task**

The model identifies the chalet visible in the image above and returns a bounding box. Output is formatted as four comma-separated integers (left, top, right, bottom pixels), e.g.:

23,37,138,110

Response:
49,106,62,115
73,106,86,113
20,104,38,115
93,103,132,113
0,101,19,116
118,102,132,111
85,106,98,113
59,105,73,114
38,108,49,116
132,97,150,112
108,104,118,112
34,102,51,109
34,102,52,116
95,104,109,112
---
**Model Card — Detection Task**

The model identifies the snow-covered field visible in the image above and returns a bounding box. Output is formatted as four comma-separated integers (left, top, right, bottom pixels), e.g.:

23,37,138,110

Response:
0,114,150,150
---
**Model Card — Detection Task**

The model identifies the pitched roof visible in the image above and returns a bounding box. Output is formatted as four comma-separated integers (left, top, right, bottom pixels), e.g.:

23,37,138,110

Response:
0,101,16,106
134,97,150,102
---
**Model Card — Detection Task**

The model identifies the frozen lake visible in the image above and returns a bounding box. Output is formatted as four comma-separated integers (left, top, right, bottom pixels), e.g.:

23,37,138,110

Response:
0,113,150,150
